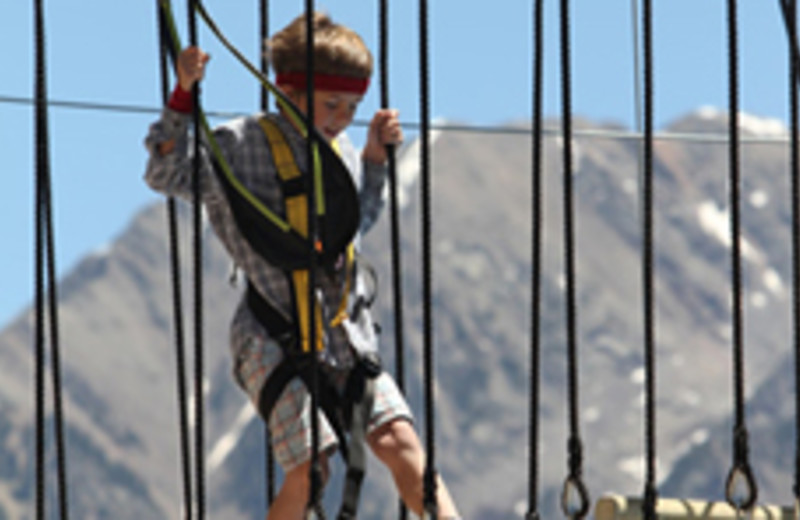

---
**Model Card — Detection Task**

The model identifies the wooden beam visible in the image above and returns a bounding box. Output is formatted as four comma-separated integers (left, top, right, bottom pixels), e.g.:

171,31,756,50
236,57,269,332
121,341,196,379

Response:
595,495,794,519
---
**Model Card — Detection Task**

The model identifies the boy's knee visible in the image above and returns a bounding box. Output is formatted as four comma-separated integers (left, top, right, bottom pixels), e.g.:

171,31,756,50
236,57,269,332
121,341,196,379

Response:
368,418,421,462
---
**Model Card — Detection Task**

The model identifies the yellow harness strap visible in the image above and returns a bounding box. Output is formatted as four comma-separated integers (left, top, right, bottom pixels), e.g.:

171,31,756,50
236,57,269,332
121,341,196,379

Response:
258,117,354,352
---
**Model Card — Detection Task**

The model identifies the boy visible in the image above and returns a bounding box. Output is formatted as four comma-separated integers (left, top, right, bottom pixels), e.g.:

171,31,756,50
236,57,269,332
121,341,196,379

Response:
144,11,460,520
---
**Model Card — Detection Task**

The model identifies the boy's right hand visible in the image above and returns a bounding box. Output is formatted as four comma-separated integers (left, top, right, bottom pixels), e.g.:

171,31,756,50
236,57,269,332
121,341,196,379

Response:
177,46,210,91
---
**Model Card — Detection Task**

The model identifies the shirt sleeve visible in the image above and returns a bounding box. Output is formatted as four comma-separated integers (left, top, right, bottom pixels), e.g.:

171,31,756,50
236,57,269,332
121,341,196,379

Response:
358,159,388,236
143,107,233,204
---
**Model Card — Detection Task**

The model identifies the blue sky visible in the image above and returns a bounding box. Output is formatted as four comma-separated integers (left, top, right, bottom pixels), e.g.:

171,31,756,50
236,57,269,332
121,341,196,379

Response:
1,1,795,327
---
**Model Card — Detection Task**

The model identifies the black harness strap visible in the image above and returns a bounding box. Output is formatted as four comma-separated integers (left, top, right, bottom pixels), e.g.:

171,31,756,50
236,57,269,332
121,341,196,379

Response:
256,349,352,460
339,360,376,520
247,283,378,519
158,1,361,272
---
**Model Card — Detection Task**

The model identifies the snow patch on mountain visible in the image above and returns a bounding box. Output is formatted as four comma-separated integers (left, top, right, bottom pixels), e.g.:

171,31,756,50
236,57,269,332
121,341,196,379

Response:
392,122,444,209
695,106,787,137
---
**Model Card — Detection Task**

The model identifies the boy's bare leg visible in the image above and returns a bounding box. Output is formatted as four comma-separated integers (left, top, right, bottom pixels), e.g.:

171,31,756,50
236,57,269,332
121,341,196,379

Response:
368,419,459,518
266,456,329,520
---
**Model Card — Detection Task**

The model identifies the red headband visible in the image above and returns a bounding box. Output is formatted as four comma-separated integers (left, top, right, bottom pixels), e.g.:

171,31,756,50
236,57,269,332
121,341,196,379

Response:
276,71,370,95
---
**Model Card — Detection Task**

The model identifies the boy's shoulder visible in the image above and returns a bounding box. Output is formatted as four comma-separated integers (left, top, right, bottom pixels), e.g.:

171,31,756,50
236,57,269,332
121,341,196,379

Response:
214,112,281,145
218,113,264,132
210,113,256,141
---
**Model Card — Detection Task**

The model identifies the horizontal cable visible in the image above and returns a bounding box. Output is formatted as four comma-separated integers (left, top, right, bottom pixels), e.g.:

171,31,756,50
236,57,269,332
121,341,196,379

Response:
0,94,242,119
1,93,791,144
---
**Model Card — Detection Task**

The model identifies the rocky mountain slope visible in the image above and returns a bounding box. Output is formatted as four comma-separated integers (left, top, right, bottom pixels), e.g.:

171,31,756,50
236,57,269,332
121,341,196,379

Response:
0,109,797,519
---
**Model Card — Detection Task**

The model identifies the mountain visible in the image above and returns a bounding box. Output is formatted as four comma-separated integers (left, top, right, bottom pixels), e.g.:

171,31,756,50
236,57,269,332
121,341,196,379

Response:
0,109,797,519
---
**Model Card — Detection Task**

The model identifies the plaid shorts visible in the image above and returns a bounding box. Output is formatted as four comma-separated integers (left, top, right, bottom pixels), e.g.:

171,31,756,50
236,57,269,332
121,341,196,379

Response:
233,334,413,472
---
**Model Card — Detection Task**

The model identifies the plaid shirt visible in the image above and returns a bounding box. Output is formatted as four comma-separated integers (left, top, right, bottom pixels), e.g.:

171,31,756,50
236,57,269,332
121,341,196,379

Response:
144,108,387,367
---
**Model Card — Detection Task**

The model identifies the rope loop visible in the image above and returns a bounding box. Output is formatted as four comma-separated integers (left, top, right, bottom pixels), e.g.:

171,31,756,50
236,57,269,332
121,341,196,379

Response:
726,426,757,510
725,457,758,511
560,473,590,519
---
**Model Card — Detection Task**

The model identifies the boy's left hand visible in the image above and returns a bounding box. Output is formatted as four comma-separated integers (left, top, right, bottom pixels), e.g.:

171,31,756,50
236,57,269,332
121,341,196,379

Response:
362,109,403,164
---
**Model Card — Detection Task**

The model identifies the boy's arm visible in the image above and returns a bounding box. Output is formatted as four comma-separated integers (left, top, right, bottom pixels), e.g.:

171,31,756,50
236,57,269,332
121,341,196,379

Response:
144,105,209,199
357,108,403,235
144,46,212,198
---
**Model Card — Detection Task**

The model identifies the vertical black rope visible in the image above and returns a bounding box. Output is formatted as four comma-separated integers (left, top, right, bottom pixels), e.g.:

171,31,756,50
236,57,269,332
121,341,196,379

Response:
560,0,578,450
791,0,800,508
33,1,47,517
34,29,46,520
186,1,206,518
419,0,438,517
258,0,276,509
167,186,195,519
156,2,194,518
34,1,70,517
33,4,48,514
640,0,658,518
378,0,407,516
379,0,404,418
775,0,800,509
303,4,325,516
558,0,589,518
723,0,757,510
726,0,745,450
526,1,544,520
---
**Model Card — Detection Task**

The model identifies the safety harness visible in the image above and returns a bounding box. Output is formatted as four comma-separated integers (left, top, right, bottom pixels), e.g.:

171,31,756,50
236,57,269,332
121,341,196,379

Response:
227,116,380,519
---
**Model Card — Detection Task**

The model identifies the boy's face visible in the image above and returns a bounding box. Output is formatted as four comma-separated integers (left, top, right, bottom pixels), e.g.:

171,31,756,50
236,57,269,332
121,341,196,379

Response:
286,88,362,142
